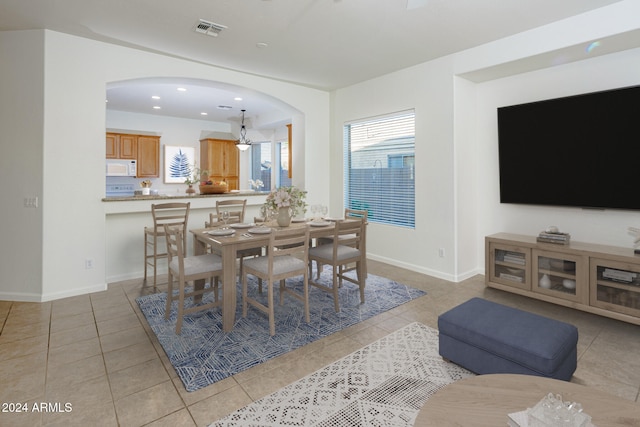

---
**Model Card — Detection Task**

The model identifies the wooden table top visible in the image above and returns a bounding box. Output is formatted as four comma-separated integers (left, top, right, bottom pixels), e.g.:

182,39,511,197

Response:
414,374,640,426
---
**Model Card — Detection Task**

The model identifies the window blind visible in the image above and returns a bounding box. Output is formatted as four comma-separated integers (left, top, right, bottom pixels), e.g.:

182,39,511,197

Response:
343,110,415,228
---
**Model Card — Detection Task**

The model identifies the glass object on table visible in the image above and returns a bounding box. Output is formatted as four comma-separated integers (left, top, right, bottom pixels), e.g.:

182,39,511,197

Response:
321,205,328,218
221,211,230,228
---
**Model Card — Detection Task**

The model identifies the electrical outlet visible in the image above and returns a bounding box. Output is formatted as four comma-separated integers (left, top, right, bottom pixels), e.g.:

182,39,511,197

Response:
438,248,445,257
24,196,38,208
85,259,94,269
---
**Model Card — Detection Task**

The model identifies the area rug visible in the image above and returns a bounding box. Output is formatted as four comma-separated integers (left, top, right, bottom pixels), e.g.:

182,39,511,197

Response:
136,270,426,392
209,322,474,426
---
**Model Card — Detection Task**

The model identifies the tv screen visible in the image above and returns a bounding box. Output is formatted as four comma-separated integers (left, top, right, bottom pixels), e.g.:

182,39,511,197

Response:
497,85,640,210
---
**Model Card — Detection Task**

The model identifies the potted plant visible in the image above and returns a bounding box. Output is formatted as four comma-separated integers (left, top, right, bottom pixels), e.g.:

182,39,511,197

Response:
184,166,209,195
264,186,307,226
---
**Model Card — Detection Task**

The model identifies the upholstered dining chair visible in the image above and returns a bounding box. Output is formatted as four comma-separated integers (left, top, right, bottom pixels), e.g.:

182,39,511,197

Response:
143,202,190,288
164,224,223,334
314,208,368,280
308,218,366,312
241,226,311,336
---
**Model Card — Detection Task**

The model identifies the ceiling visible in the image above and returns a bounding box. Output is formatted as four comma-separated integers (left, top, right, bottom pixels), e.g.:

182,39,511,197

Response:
0,0,625,123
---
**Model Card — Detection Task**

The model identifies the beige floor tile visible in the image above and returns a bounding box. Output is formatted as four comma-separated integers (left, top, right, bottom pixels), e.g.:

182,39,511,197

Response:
46,354,106,393
0,320,50,345
44,375,114,418
43,400,118,427
103,340,158,373
0,351,47,402
51,295,93,319
49,323,98,349
108,358,170,401
93,300,135,322
172,375,237,406
96,312,143,336
188,384,253,426
0,398,44,427
0,334,48,361
47,337,102,367
144,408,196,427
49,311,95,334
114,380,184,427
99,324,151,353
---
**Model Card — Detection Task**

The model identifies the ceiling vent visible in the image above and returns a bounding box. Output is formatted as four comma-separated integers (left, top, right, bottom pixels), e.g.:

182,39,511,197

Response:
194,20,227,37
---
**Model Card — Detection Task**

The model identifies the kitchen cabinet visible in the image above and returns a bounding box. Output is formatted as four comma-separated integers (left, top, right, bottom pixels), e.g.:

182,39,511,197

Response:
200,138,239,190
106,133,160,177
136,136,160,178
106,133,137,159
486,233,640,325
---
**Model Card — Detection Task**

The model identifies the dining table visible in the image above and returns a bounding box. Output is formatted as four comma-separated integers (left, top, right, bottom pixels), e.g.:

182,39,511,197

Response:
191,218,356,332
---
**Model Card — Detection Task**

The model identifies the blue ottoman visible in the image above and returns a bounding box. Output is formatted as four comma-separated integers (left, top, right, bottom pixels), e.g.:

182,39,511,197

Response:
438,298,578,381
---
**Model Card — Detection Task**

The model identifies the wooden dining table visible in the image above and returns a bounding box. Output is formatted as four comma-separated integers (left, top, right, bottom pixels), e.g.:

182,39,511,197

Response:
191,219,353,332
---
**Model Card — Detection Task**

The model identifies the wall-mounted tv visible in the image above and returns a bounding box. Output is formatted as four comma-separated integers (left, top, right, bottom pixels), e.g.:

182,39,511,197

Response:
497,85,640,210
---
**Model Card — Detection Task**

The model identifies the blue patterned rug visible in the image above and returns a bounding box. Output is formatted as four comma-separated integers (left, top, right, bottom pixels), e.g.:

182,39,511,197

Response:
136,270,426,392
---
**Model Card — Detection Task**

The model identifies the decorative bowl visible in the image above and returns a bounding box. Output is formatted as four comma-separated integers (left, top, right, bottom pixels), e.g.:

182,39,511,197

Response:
199,183,227,194
562,279,576,290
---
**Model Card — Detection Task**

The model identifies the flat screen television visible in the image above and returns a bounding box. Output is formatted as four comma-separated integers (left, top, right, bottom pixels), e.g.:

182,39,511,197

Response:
497,85,640,210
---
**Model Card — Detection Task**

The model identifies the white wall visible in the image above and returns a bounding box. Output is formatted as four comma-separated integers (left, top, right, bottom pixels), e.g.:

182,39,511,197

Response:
0,30,45,300
0,29,329,302
474,47,640,258
333,1,640,281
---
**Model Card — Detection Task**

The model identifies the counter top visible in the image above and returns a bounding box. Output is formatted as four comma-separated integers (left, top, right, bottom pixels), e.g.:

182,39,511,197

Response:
102,191,268,202
103,191,268,215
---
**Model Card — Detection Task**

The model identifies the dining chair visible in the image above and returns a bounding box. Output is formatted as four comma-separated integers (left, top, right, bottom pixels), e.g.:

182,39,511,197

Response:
164,224,223,334
143,202,190,288
308,218,366,312
214,199,247,225
241,226,311,336
314,208,368,280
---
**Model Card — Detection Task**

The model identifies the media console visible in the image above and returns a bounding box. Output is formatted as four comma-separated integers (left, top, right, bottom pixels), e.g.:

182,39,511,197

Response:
486,233,640,325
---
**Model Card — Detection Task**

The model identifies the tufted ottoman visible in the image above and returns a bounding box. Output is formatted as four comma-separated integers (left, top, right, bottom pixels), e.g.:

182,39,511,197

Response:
438,298,578,381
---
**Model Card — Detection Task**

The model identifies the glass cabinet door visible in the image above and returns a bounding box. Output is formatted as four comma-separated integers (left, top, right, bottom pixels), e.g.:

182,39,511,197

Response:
591,259,640,317
532,250,586,303
489,243,530,290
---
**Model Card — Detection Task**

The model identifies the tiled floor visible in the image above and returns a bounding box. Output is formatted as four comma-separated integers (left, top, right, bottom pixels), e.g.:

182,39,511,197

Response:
1,260,639,426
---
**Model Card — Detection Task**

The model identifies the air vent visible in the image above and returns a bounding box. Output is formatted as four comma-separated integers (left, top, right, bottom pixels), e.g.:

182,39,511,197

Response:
194,20,227,37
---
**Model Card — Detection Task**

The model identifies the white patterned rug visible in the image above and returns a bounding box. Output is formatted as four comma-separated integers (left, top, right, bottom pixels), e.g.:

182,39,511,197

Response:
209,322,474,427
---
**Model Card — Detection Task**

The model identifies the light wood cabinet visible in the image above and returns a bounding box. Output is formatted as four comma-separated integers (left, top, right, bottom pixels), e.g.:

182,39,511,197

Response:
200,138,239,190
106,133,160,177
136,136,160,178
106,133,137,159
486,233,640,325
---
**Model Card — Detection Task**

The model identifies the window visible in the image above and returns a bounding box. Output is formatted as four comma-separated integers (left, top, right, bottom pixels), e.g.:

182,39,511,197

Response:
276,141,291,187
251,142,272,190
249,140,291,189
343,111,415,228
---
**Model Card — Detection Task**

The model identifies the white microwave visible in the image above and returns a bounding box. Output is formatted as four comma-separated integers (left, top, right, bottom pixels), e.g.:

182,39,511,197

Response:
106,159,137,176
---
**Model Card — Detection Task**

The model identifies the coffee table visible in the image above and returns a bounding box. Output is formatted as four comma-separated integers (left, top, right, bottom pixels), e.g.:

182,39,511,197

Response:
414,374,639,426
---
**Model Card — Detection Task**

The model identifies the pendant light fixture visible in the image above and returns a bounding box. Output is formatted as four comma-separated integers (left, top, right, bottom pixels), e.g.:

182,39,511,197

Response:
235,109,251,151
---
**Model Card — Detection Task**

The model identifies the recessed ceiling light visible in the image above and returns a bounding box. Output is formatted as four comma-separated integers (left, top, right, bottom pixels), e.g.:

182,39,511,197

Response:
151,95,161,100
200,112,208,116
234,97,243,101
177,87,187,92
153,106,161,110
217,105,232,110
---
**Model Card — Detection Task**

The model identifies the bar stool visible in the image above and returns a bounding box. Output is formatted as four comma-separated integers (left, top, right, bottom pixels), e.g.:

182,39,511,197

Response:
143,202,190,287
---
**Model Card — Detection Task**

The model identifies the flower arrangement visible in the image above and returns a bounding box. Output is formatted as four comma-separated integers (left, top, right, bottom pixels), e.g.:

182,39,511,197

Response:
184,166,209,186
249,179,264,191
264,186,307,217
140,180,152,188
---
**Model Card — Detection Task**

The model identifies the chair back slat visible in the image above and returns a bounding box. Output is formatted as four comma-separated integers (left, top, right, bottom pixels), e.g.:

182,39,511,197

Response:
152,203,190,230
215,199,247,223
